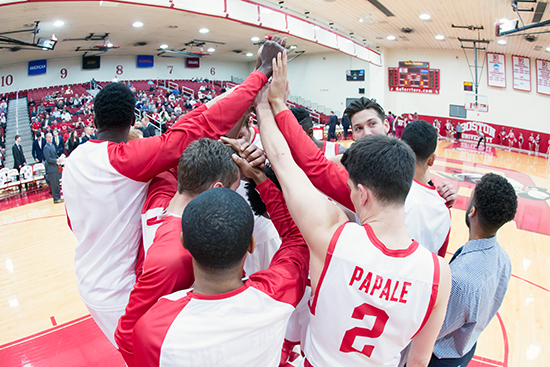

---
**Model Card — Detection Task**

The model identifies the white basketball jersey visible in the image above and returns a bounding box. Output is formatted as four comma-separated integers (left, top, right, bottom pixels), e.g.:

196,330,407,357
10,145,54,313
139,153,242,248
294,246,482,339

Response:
304,223,439,367
404,180,451,255
322,141,339,159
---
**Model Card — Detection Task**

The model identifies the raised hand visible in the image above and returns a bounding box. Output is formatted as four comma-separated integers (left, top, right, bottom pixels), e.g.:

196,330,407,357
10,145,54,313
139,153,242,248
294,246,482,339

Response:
256,35,287,70
231,153,267,185
257,41,286,79
268,50,288,115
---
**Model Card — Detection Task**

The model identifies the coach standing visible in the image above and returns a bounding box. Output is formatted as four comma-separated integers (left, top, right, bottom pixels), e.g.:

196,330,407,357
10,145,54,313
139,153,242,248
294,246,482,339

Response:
44,132,63,203
12,135,26,170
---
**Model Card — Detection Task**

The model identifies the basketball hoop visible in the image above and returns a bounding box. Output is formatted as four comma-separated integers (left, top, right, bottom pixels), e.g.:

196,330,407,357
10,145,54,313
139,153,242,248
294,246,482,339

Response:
465,93,489,113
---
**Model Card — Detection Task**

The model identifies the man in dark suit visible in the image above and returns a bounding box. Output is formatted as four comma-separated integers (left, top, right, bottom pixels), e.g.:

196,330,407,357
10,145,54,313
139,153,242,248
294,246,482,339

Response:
12,135,26,170
326,111,339,142
52,129,64,157
141,117,157,138
32,131,46,163
44,132,63,203
341,114,350,140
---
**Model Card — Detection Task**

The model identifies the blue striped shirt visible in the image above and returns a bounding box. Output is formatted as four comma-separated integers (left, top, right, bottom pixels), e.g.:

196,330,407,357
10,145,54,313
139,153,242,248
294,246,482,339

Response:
433,236,511,358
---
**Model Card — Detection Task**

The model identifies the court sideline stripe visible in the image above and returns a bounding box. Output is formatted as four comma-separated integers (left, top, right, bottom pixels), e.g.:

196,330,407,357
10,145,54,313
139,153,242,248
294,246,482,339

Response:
0,214,66,227
496,312,509,367
0,315,92,350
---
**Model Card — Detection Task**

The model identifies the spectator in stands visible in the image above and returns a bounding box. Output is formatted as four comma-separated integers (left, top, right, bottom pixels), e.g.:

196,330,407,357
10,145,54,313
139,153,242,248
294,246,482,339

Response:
1,112,7,128
37,103,46,115
67,130,79,155
32,131,46,163
61,109,72,122
44,93,52,101
90,78,98,89
52,107,61,119
174,104,182,116
12,135,26,170
32,118,41,133
52,129,64,157
0,100,7,114
141,117,156,138
65,86,74,95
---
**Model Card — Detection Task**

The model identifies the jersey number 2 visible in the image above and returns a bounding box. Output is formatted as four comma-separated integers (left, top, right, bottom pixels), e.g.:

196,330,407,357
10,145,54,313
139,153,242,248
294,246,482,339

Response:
339,303,389,358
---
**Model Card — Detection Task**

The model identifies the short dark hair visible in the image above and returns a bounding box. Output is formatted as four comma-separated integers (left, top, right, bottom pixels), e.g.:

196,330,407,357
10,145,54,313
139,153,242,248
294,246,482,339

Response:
344,97,385,124
177,138,239,195
401,120,438,162
36,132,41,138
341,135,415,205
93,82,135,129
245,164,282,216
182,188,254,270
14,135,20,140
290,107,313,133
473,173,517,232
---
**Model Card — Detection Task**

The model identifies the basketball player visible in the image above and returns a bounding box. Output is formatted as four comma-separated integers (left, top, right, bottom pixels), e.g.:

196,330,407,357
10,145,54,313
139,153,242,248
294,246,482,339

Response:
518,132,524,150
476,126,486,151
395,113,406,139
429,173,516,367
62,39,285,345
115,139,242,366
401,120,451,257
133,183,310,367
292,107,347,158
258,52,451,367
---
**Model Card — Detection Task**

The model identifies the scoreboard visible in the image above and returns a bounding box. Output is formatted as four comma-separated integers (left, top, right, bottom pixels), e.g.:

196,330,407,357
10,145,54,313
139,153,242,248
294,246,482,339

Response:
388,61,440,94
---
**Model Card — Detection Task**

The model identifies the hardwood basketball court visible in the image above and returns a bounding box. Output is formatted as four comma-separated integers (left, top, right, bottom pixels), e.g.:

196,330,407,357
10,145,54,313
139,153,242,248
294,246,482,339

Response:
0,140,548,366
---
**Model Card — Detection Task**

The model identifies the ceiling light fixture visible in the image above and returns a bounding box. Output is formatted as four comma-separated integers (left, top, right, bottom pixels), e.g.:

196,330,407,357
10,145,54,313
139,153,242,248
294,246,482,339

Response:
133,21,144,28
435,34,445,40
359,17,364,23
53,20,64,27
499,18,510,23
160,44,169,49
199,28,209,34
546,46,550,52
289,45,298,49
251,36,260,42
246,52,254,57
498,39,507,45
419,14,431,20
386,35,396,40
207,48,215,52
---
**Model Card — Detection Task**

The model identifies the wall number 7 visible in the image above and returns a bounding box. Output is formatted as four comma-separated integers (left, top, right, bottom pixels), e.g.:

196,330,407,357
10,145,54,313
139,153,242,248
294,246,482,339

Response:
339,303,389,358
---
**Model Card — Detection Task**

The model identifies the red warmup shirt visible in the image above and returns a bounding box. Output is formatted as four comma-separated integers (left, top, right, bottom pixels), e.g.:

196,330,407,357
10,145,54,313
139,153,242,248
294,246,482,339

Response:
132,179,310,367
273,110,450,257
115,168,195,367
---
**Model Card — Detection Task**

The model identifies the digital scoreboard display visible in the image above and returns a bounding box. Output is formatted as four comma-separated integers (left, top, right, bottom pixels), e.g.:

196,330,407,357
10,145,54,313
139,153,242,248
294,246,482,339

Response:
388,61,440,94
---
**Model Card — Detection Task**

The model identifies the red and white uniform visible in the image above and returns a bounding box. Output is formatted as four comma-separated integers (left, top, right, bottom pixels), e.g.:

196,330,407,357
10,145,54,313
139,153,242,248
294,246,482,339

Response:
63,71,267,345
404,180,451,257
507,132,515,141
304,223,440,367
133,180,310,367
115,169,194,367
322,141,339,159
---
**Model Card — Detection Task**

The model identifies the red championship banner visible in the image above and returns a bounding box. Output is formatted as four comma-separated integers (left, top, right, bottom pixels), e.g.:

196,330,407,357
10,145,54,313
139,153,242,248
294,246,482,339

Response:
486,53,506,88
512,55,531,92
536,59,550,96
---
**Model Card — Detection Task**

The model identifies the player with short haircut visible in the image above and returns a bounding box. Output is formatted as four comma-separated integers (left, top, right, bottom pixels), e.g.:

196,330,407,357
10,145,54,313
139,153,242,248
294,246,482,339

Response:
401,120,451,256
344,97,389,140
62,39,283,345
133,183,310,367
428,173,516,367
115,139,241,366
257,52,451,367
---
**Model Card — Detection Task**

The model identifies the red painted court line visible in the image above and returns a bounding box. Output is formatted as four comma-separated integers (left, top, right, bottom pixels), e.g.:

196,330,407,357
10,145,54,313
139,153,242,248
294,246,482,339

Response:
512,274,550,293
0,214,66,227
50,316,57,326
0,315,91,350
472,355,504,366
496,312,509,367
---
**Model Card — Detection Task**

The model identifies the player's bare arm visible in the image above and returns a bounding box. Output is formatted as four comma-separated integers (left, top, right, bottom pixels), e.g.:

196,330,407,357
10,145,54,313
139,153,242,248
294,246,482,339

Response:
436,181,457,208
258,51,348,292
407,257,451,367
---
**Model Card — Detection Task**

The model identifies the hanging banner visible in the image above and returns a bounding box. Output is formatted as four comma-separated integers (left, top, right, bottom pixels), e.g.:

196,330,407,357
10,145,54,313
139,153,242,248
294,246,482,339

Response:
486,53,506,88
536,59,550,96
28,59,47,76
137,55,154,68
512,55,531,91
